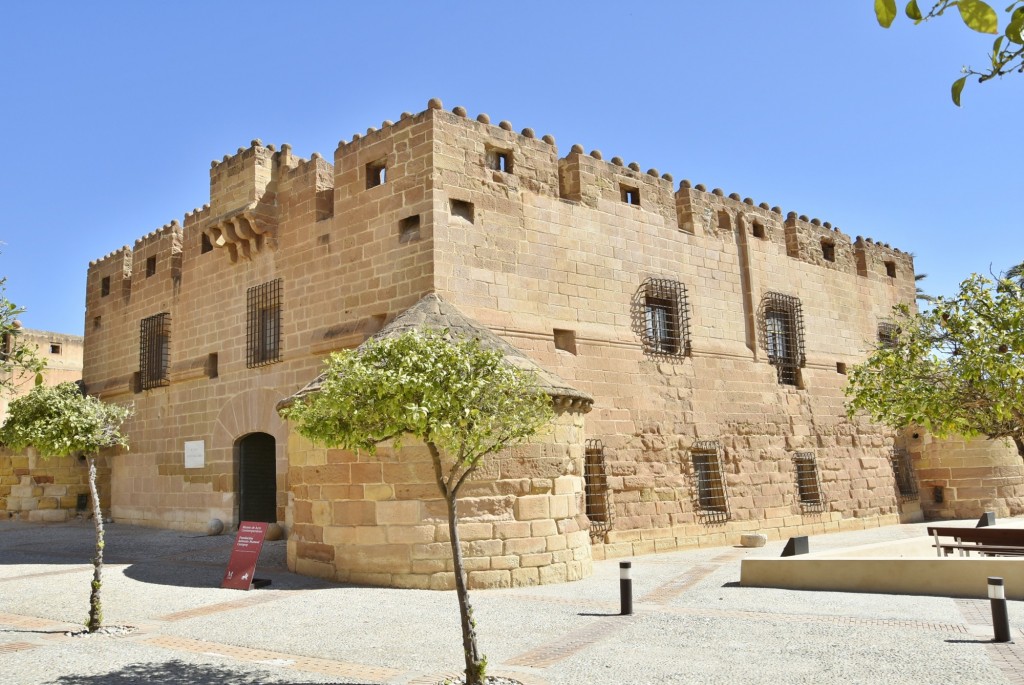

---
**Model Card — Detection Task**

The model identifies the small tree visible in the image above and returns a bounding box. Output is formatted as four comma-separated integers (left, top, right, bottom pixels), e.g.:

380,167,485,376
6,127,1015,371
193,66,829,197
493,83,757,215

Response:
846,273,1024,457
0,277,44,393
0,382,131,632
282,329,554,685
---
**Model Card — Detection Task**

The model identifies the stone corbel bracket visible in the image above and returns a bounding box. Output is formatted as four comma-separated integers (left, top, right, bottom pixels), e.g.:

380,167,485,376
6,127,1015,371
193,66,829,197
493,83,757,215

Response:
203,201,277,263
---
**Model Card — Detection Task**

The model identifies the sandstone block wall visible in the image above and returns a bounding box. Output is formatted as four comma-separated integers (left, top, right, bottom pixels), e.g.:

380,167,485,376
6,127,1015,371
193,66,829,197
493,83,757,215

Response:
909,432,1024,519
80,99,952,586
1,449,109,521
286,409,593,589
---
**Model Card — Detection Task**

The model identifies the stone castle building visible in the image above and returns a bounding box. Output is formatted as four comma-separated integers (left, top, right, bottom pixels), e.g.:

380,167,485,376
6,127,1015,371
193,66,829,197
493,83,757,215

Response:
77,99,1023,590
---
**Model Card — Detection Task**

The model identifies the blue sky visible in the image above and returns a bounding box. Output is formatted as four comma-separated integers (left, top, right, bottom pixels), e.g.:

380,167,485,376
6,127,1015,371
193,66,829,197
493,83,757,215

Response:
1,1,1019,334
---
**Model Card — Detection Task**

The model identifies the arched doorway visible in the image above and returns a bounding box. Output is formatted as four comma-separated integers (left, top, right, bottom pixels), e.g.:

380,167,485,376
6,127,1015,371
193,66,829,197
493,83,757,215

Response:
237,432,277,523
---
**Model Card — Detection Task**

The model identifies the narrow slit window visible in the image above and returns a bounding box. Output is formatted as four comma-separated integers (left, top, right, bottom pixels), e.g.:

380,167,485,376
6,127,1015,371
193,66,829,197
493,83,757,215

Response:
891,448,919,501
247,279,282,368
690,441,730,523
450,199,474,223
101,276,110,297
620,185,640,206
877,322,899,348
487,147,513,173
146,256,157,277
201,233,213,254
139,312,171,389
584,439,612,536
399,215,421,243
821,240,835,262
793,452,825,512
553,329,577,355
366,159,387,189
205,352,219,379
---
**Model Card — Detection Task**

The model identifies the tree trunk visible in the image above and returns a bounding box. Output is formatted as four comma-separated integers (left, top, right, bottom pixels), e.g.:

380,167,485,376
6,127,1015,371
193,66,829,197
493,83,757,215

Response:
86,454,104,633
445,492,486,685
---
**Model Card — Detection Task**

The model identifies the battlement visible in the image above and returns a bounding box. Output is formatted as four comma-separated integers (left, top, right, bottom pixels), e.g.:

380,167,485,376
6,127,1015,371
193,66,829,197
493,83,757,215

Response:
86,97,914,292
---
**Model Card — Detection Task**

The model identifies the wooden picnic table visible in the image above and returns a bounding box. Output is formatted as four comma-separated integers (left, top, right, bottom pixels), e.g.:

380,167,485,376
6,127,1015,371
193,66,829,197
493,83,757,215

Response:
927,525,1024,558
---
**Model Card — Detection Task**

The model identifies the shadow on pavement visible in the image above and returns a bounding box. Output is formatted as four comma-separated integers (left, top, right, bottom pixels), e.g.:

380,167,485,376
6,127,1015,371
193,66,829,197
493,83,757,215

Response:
44,658,370,684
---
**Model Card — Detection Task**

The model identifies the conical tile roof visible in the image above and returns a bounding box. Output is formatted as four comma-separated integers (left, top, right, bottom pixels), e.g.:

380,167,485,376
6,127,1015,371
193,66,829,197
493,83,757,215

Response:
278,293,593,411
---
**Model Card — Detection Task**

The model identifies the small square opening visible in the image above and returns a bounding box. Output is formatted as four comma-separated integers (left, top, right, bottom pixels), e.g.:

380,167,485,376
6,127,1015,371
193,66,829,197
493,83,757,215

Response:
49,343,62,355
450,199,474,223
399,215,421,243
487,147,513,173
884,261,897,278
717,210,731,230
366,159,387,188
821,240,835,262
752,222,766,239
836,362,846,374
100,276,110,297
93,316,102,330
146,256,157,277
553,329,577,355
201,233,213,254
620,185,640,206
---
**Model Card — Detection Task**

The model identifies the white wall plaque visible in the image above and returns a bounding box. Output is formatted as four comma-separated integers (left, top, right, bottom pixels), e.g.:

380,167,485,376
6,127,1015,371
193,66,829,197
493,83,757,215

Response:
184,440,205,469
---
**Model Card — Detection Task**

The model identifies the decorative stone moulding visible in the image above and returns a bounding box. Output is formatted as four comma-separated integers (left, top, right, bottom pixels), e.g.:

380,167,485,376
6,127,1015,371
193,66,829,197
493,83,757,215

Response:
203,201,276,263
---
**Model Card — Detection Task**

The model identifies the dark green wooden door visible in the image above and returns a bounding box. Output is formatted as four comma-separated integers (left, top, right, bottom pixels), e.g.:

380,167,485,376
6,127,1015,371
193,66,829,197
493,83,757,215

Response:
238,433,277,523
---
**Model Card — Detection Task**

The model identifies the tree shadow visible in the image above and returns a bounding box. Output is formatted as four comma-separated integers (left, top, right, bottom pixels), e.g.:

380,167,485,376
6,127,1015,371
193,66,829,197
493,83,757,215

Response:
44,658,370,684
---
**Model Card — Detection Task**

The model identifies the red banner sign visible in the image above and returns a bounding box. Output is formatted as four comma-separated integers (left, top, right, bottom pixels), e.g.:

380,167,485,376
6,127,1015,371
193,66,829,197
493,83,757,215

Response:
221,521,268,590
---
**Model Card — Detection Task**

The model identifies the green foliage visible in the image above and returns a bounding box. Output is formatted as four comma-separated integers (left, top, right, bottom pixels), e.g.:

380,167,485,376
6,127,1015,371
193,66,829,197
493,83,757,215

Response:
0,382,131,457
283,328,554,685
846,274,1024,456
874,0,1024,104
283,329,554,486
0,277,45,393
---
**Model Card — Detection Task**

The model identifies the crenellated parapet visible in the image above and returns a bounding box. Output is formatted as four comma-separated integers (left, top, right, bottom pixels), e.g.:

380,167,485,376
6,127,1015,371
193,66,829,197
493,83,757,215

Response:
132,220,183,287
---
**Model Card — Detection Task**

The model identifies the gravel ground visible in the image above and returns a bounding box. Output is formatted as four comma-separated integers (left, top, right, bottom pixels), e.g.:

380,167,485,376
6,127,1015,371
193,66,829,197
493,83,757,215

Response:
1,517,1022,685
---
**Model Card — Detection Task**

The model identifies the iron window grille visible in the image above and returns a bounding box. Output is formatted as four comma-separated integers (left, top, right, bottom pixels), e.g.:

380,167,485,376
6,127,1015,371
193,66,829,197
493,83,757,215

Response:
690,441,730,523
877,322,899,348
631,277,691,360
247,279,282,368
139,312,170,389
759,292,805,386
891,448,919,501
584,439,613,537
793,452,825,512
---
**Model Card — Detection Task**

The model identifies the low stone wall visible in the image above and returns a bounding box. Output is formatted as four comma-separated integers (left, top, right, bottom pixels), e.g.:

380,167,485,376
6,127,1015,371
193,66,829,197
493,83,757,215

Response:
285,410,593,589
909,432,1024,519
0,449,110,521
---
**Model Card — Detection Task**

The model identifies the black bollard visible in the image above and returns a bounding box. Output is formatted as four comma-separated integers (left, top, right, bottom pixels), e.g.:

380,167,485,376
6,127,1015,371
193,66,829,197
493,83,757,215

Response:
620,561,633,615
988,577,1012,643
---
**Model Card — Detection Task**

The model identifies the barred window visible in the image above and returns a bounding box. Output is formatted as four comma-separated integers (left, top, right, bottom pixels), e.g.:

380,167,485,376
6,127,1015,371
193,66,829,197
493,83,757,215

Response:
891,448,919,501
139,313,170,389
690,441,730,523
247,279,282,368
759,292,805,386
793,452,825,512
631,277,691,360
584,439,612,536
877,322,899,348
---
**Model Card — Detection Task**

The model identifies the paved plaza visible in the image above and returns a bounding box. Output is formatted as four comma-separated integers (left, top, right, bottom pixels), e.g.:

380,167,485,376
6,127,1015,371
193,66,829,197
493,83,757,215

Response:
1,518,1022,684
